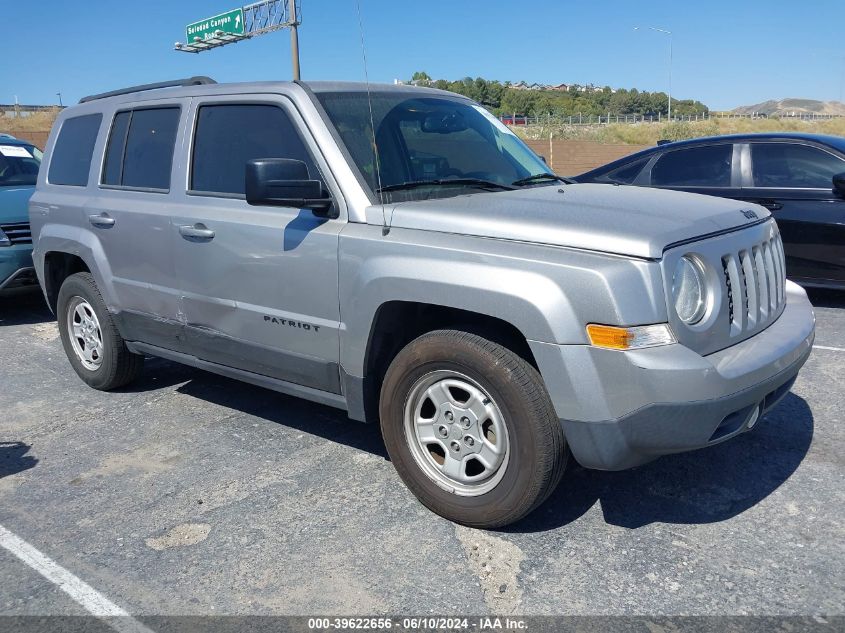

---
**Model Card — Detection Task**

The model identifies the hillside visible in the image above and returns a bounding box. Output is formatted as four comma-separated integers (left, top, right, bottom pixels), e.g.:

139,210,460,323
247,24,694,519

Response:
733,98,845,116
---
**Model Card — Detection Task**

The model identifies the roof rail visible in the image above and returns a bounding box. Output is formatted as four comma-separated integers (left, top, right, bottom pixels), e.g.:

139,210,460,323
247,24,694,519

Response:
79,76,217,104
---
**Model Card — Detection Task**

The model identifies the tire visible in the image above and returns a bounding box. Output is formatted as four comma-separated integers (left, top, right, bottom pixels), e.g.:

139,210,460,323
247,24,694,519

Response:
57,272,143,390
379,330,567,528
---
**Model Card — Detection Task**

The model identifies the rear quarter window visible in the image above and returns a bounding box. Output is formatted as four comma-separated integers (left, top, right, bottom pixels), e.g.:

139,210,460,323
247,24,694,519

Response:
600,157,650,184
47,114,103,186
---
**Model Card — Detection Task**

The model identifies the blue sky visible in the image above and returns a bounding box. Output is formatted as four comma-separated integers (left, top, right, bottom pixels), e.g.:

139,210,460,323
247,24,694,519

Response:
3,0,843,110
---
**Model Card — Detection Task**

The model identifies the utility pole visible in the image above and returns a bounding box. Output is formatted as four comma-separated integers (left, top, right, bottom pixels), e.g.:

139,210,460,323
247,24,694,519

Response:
289,0,300,80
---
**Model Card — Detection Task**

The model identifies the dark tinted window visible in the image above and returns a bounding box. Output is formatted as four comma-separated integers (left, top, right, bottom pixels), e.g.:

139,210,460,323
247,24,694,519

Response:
751,143,845,188
651,144,732,187
101,111,131,186
120,108,180,190
603,157,649,184
48,114,102,186
191,104,320,195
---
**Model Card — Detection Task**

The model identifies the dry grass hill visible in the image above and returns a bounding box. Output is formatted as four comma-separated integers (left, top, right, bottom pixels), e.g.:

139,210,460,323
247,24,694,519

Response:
733,98,845,117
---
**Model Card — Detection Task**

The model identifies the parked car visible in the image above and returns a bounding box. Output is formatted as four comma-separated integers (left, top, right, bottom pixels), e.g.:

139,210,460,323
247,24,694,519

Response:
575,133,845,290
0,136,41,292
30,78,815,527
500,114,528,125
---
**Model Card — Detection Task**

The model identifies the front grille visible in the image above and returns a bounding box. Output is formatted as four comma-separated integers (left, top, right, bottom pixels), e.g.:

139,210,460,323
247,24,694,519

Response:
721,231,786,338
0,222,32,245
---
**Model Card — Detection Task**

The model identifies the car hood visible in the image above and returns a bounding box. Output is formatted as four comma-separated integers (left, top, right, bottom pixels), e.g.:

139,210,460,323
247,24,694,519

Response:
364,183,769,259
1,185,36,223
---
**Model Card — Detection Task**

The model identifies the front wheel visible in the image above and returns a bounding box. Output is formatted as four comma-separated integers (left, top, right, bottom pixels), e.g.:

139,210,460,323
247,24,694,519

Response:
379,330,567,528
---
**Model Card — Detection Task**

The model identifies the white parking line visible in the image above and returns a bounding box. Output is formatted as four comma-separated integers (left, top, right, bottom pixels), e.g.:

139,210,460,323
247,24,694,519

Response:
814,345,845,352
0,524,155,633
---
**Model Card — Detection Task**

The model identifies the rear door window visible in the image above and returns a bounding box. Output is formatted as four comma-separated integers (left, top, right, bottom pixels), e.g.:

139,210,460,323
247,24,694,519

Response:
120,108,180,190
751,143,845,189
190,103,321,196
650,144,733,187
48,114,102,186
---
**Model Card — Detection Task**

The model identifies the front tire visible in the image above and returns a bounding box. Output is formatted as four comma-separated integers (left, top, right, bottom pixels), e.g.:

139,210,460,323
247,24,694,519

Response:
57,272,143,390
379,330,567,528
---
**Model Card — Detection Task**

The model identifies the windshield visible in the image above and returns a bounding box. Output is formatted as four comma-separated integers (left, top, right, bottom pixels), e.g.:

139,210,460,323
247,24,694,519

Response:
0,143,42,186
315,92,552,202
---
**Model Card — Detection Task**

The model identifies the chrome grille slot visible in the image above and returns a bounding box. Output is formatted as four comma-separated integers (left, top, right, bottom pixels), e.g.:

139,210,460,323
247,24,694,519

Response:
0,222,32,245
740,250,757,329
724,231,786,338
722,255,742,335
753,246,769,320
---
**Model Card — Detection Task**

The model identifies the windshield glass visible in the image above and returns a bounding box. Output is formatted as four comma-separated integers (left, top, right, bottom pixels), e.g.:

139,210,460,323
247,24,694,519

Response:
0,143,42,186
315,91,551,202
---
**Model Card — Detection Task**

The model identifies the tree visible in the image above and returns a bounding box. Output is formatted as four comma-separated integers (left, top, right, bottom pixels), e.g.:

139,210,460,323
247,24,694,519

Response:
421,74,710,118
411,71,432,82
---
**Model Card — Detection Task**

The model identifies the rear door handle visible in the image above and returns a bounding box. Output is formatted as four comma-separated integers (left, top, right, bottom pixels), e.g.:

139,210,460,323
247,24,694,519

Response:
179,223,215,240
88,213,115,228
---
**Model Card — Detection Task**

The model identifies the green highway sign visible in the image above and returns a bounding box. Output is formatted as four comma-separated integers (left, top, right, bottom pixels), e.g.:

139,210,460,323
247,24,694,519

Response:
186,7,245,43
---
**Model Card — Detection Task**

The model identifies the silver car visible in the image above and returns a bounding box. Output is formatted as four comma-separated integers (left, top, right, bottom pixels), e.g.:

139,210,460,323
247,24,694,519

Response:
29,78,815,527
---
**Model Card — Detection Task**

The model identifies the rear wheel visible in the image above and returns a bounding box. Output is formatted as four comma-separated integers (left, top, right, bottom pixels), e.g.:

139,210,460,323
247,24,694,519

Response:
57,273,143,390
379,330,567,528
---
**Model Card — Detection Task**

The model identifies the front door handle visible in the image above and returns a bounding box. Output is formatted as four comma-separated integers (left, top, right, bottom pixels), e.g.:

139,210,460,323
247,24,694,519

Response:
88,213,115,228
756,199,783,211
179,223,215,241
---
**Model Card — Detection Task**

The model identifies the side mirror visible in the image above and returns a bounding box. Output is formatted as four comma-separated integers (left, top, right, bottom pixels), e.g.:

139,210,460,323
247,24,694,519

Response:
245,158,337,218
833,173,845,198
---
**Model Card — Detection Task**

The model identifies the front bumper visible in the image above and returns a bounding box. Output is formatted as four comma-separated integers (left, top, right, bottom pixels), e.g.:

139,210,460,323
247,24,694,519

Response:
530,280,815,470
0,245,36,291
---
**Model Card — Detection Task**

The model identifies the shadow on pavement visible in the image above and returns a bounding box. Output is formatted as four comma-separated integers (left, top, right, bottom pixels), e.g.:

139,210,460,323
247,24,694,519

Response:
807,288,845,309
112,356,813,532
174,369,388,459
0,442,38,478
0,289,53,326
510,393,813,532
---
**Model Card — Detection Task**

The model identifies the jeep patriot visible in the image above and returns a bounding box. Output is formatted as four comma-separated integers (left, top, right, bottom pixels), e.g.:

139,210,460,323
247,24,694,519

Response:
29,77,815,527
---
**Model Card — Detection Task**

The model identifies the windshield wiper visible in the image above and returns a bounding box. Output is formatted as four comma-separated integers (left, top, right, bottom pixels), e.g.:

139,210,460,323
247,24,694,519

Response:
511,173,575,186
377,178,516,193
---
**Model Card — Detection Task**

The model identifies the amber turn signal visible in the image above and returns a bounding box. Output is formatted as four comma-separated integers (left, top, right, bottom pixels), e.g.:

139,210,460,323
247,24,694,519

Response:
586,323,676,350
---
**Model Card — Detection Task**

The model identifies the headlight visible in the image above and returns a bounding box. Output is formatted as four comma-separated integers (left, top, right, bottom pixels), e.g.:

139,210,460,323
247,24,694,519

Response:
0,228,10,247
672,255,708,325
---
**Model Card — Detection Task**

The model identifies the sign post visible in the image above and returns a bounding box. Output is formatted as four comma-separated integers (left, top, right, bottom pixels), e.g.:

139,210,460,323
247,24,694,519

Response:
175,1,302,79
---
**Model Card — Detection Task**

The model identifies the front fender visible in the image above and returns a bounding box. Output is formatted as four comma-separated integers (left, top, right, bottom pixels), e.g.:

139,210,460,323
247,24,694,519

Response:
338,225,667,377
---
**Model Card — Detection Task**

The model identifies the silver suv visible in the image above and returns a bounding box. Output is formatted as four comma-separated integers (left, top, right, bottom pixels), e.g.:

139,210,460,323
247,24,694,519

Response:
29,77,815,527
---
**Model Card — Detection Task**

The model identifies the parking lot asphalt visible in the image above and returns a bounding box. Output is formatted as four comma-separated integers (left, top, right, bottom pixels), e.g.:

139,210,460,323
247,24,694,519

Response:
0,288,843,618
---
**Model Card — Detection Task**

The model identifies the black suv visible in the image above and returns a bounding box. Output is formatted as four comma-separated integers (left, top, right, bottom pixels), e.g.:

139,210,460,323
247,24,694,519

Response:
576,133,845,290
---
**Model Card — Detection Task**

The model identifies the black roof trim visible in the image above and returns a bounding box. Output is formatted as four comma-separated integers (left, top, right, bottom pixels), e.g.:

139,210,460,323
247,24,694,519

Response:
79,76,217,104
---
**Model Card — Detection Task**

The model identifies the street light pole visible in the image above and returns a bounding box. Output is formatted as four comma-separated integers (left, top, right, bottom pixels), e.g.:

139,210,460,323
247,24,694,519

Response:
56,92,63,107
289,0,300,80
635,26,673,121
